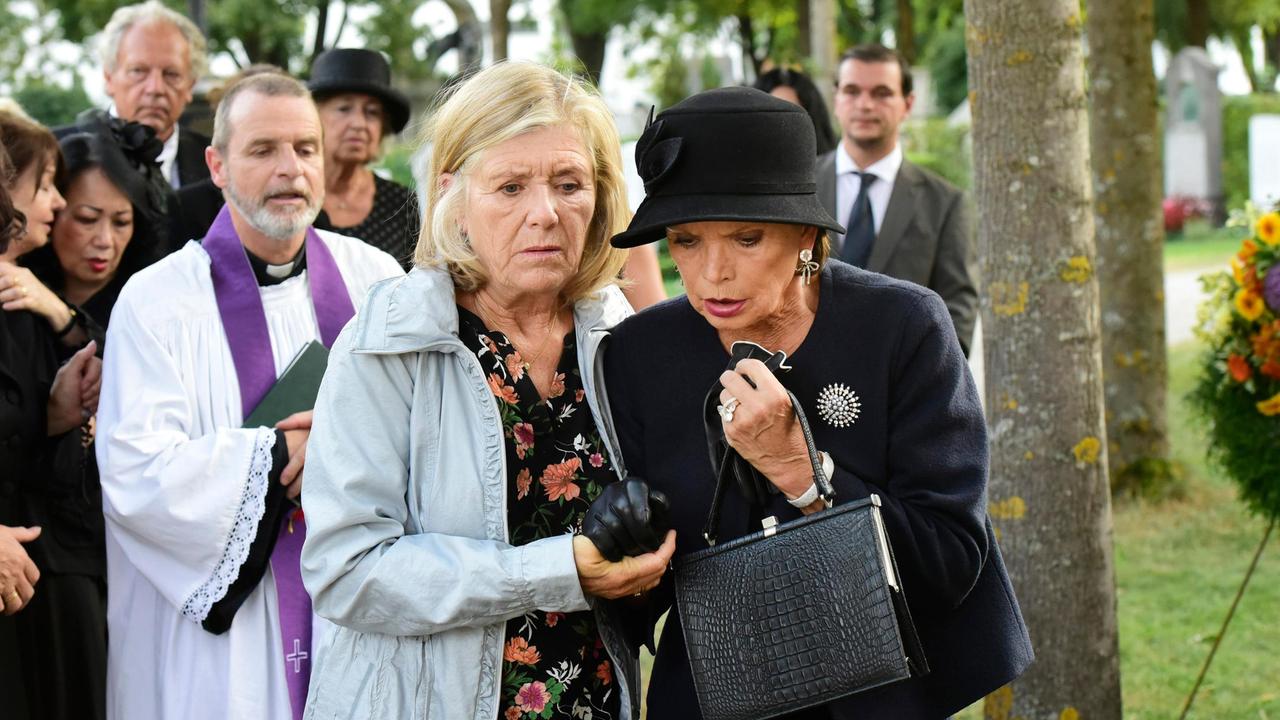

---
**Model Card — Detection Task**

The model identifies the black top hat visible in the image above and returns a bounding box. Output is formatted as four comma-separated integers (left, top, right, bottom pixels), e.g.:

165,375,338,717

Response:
611,87,844,248
308,48,412,134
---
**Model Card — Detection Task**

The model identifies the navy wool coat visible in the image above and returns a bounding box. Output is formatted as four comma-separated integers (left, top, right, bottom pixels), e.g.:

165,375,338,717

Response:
603,261,1034,719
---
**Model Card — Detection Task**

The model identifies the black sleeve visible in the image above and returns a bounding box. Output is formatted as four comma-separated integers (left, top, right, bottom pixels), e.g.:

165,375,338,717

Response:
877,291,988,611
202,429,293,634
602,332,669,653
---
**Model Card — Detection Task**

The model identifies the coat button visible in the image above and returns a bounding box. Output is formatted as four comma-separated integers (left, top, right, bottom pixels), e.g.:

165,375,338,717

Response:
2,388,18,404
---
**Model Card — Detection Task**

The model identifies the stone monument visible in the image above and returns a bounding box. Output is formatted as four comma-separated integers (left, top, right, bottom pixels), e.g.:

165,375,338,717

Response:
1250,115,1280,209
1164,47,1224,224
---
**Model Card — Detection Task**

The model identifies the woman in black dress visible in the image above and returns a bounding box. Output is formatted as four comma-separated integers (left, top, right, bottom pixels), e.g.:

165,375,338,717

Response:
309,48,418,269
604,88,1033,718
0,129,103,720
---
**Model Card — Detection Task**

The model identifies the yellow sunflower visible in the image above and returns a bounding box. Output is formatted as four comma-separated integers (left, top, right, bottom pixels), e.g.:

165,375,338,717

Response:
1235,289,1266,321
1256,391,1280,416
1257,212,1280,246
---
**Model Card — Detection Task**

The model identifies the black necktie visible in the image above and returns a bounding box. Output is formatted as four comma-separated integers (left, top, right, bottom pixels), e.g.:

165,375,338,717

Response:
840,172,877,268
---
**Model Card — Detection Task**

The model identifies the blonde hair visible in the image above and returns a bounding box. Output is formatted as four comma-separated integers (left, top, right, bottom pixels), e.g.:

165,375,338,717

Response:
413,61,630,303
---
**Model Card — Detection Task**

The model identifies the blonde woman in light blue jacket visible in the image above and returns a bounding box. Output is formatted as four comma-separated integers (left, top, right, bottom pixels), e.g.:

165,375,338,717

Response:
300,62,675,720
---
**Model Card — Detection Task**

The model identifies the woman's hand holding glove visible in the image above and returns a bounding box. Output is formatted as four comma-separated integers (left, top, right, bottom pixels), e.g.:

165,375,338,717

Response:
574,477,675,600
581,477,671,561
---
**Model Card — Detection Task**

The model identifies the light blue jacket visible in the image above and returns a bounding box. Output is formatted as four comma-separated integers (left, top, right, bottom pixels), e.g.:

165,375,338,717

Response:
301,266,638,719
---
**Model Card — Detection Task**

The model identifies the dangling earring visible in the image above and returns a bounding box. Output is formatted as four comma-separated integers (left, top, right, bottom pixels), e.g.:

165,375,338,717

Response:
797,248,819,285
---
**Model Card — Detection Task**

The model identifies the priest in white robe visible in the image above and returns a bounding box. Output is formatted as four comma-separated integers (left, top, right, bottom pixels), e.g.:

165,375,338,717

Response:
95,73,402,720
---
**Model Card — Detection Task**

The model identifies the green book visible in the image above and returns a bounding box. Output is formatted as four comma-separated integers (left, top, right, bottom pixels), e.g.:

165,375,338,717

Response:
242,340,330,428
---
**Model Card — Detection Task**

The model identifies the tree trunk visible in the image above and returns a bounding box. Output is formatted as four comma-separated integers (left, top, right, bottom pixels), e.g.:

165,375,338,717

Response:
187,0,206,35
441,0,482,72
1087,0,1172,495
810,0,836,120
568,29,607,88
896,0,915,64
489,0,510,62
1231,27,1260,93
963,0,1123,717
737,14,764,77
311,0,330,66
795,0,811,58
1186,0,1209,48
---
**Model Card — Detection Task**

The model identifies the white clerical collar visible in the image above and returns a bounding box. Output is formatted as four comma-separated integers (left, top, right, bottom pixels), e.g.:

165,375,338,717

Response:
108,104,181,186
265,261,296,279
836,142,903,183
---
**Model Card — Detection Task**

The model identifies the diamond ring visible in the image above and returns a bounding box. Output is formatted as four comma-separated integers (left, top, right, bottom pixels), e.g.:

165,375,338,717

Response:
717,396,739,423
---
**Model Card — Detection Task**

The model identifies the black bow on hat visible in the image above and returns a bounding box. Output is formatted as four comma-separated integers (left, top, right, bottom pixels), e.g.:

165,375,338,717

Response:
613,87,844,248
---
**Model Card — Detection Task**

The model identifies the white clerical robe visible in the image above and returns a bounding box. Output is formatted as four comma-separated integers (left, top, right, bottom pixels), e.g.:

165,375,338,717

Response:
96,231,402,720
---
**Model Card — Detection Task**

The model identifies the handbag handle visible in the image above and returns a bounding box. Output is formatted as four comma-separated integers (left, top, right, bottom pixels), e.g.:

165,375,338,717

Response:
703,389,837,545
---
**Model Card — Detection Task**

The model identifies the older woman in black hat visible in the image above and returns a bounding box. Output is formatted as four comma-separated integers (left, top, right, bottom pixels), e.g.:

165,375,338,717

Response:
603,88,1033,718
308,48,418,269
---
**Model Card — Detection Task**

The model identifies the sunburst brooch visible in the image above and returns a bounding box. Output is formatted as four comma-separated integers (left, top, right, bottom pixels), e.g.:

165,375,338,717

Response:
816,384,861,428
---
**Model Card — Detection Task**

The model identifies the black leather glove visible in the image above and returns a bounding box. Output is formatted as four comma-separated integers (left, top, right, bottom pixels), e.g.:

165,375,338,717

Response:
581,477,671,562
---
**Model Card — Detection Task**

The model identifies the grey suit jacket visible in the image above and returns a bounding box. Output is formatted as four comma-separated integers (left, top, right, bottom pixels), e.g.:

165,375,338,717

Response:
818,150,978,355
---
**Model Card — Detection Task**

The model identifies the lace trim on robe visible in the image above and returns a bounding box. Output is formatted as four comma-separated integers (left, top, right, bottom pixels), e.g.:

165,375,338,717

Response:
180,427,277,622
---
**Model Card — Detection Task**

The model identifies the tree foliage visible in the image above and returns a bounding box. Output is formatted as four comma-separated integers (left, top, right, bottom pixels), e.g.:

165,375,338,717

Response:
1155,0,1280,92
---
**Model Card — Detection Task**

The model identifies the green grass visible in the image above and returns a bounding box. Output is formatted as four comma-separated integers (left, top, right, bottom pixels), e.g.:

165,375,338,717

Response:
1165,221,1244,273
1111,342,1280,719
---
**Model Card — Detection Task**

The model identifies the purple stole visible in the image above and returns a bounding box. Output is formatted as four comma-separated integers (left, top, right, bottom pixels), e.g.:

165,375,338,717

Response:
203,206,353,720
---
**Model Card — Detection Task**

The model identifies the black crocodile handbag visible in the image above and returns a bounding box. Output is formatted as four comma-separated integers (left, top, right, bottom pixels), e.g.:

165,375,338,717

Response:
673,388,928,720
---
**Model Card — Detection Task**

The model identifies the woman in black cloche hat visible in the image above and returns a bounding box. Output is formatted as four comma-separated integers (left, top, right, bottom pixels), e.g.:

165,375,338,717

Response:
599,87,1034,718
308,48,418,269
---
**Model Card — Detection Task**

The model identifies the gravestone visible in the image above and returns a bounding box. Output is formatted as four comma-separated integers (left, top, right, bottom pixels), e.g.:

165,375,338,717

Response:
1163,47,1224,224
1251,115,1280,209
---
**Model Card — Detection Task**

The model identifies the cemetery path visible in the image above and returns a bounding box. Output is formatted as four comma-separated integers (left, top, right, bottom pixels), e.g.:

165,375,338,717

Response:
1165,266,1213,346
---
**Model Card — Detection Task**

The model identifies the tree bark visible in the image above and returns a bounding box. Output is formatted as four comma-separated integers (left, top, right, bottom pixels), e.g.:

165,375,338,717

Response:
896,0,915,64
810,0,837,119
441,0,482,72
1231,27,1260,93
963,1,1123,717
1087,0,1172,494
738,14,763,76
1186,0,1210,48
795,0,811,58
311,0,330,65
568,29,607,88
489,0,510,62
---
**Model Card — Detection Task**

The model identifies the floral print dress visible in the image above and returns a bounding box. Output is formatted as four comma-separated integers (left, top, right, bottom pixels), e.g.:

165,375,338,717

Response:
456,307,622,720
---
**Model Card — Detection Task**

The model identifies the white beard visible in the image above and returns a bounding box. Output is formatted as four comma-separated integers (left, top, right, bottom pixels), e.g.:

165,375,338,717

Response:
225,178,322,241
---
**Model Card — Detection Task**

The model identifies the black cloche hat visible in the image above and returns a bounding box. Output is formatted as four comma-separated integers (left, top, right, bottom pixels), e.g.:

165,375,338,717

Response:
611,86,845,248
308,48,412,134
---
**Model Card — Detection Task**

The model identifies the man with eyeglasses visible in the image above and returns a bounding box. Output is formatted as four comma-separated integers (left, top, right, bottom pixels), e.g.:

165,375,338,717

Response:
817,43,978,357
96,0,211,189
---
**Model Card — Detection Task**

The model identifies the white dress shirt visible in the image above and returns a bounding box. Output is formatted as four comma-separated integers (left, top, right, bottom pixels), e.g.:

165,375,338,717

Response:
156,127,181,188
834,142,903,249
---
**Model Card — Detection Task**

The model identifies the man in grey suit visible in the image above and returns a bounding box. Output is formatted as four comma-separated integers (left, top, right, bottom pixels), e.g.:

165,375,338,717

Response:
818,44,977,355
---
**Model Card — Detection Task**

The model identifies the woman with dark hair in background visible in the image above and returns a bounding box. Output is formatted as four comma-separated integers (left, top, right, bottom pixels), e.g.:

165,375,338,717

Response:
0,112,104,720
25,110,172,339
752,67,839,156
